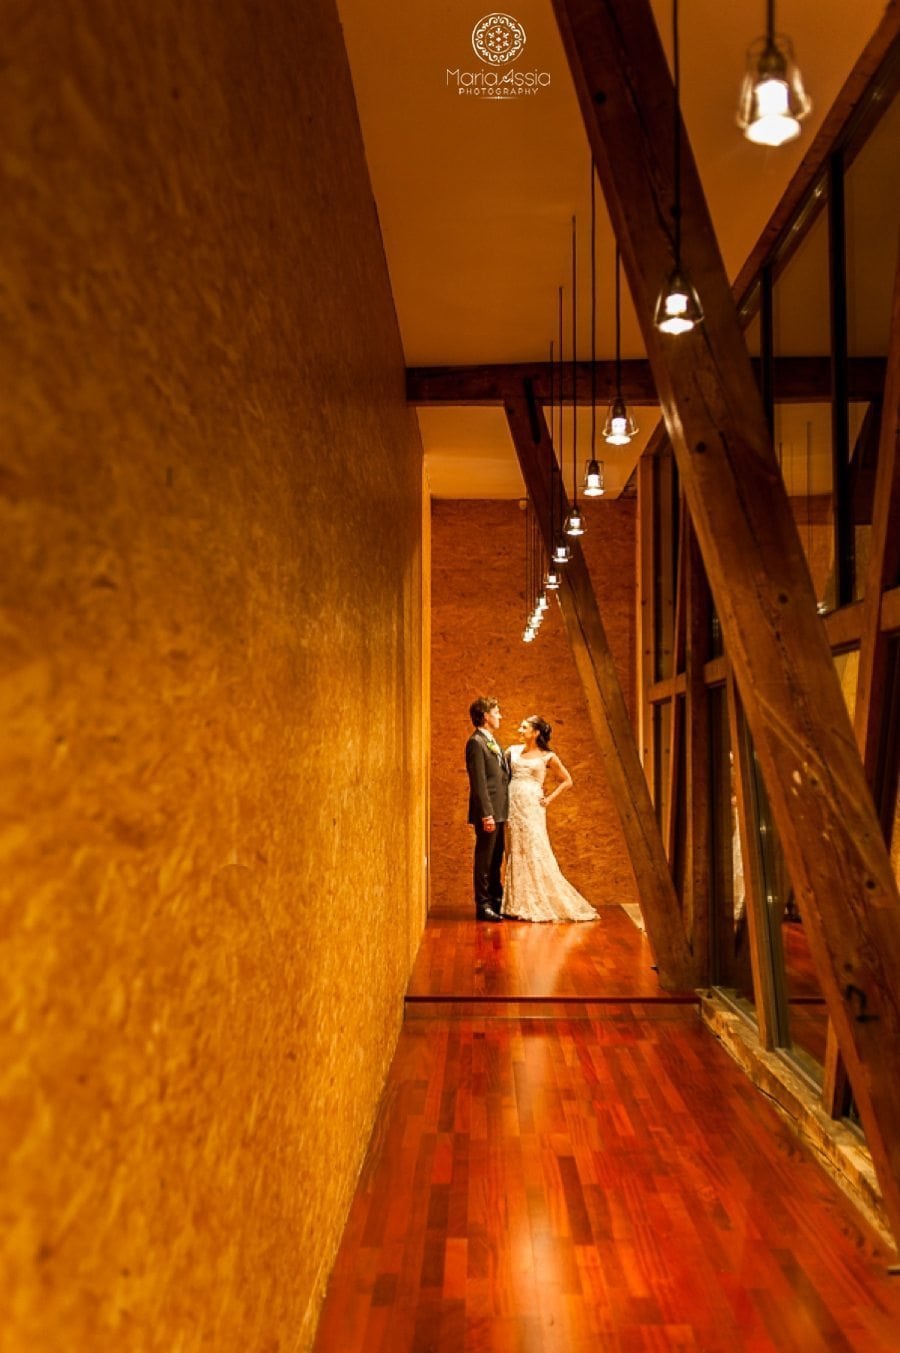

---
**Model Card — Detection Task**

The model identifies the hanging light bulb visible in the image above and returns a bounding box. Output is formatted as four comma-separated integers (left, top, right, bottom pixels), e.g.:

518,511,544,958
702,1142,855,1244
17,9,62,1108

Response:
544,566,561,590
566,215,585,539
655,266,703,335
583,166,610,497
537,592,549,613
523,627,535,644
605,247,639,443
738,3,811,148
552,538,571,565
582,459,605,497
603,395,639,446
655,0,703,338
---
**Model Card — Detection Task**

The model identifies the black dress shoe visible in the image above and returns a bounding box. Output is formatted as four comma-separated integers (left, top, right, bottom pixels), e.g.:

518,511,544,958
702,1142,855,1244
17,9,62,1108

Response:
476,905,503,922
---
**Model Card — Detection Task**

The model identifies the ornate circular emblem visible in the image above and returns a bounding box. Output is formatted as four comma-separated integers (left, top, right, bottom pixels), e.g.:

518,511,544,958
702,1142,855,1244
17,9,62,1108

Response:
471,13,527,66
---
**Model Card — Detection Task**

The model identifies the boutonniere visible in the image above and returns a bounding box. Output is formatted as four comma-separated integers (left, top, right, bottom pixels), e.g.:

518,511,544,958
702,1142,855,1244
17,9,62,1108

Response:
483,734,502,756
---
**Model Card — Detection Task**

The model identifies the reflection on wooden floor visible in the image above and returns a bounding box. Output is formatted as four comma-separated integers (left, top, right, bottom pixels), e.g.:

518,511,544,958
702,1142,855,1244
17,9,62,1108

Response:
315,909,900,1352
408,905,682,1003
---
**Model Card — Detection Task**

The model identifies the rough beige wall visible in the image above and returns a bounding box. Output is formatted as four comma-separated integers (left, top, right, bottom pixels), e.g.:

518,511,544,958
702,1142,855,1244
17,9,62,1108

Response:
430,499,640,914
0,2,425,1349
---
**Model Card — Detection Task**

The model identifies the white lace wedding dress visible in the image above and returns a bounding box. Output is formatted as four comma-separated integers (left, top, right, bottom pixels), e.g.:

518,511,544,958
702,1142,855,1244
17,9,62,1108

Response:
502,748,599,923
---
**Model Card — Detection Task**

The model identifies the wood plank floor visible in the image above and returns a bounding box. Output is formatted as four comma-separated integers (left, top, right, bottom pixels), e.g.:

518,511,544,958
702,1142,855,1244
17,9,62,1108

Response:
314,911,900,1352
407,906,676,1002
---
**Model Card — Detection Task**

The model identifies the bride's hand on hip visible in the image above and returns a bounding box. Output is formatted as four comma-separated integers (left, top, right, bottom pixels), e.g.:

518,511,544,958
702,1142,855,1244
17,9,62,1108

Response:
539,795,548,807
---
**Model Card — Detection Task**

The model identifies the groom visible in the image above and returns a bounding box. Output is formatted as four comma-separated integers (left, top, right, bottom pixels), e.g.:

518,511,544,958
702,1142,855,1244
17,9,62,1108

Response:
465,696,510,922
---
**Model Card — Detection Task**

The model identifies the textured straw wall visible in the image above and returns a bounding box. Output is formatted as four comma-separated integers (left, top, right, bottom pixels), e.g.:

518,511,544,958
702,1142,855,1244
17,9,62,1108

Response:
430,498,640,914
0,2,425,1349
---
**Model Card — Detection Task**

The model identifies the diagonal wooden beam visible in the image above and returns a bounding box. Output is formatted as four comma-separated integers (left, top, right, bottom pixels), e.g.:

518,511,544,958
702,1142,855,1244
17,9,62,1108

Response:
505,385,701,990
553,0,900,1239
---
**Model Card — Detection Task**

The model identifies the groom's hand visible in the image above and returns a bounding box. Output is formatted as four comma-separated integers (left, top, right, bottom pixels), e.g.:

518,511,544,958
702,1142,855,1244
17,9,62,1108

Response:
482,815,495,832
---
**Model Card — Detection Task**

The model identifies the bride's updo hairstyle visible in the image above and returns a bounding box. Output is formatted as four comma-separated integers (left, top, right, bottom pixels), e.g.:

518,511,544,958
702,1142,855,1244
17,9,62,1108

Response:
526,716,552,751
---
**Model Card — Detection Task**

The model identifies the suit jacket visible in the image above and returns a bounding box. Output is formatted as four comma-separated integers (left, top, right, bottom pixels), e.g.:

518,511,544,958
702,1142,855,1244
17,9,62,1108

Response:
466,729,510,826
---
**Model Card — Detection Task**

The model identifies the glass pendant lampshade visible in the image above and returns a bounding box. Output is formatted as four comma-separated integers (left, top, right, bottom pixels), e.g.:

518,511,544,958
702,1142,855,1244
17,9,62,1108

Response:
582,459,605,497
654,266,703,335
544,566,561,591
655,0,703,339
602,397,638,447
537,592,549,613
605,247,638,446
564,504,584,537
552,538,571,565
523,626,535,644
738,32,810,147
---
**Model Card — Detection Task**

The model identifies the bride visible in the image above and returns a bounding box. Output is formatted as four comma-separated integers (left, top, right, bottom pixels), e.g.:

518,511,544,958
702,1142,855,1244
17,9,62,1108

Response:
502,716,599,923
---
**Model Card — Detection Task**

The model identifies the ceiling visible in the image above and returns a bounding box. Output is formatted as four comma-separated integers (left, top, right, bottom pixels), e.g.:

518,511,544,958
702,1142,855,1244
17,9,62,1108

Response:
336,0,889,497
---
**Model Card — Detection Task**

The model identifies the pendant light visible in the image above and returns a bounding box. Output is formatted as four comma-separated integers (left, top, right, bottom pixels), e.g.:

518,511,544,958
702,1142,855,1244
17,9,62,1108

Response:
738,1,811,147
544,341,563,590
535,497,548,620
654,0,703,337
604,245,639,446
584,164,606,496
564,217,585,537
553,285,572,563
523,497,533,642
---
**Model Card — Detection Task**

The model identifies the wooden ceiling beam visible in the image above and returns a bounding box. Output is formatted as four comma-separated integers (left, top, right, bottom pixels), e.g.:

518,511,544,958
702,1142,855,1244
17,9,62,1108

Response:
407,357,884,406
553,0,900,1240
505,387,703,991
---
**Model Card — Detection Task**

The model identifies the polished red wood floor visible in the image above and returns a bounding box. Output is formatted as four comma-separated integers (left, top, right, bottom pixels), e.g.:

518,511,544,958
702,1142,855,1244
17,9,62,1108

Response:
408,905,676,1003
315,910,900,1352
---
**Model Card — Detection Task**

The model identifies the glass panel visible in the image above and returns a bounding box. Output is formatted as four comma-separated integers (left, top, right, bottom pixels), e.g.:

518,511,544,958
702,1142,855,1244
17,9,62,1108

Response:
709,599,723,658
833,647,860,717
846,89,900,598
773,402,835,612
849,400,874,598
845,89,900,360
744,744,789,1042
772,205,835,613
654,701,672,832
744,310,761,358
780,649,859,1067
885,640,900,888
710,686,753,999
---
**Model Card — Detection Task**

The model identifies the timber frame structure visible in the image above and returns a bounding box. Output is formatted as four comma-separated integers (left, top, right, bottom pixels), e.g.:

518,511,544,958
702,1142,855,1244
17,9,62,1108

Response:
410,6,900,1245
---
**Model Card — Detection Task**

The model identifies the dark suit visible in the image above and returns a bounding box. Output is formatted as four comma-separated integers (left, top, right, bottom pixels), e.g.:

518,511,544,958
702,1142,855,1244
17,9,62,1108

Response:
465,729,511,913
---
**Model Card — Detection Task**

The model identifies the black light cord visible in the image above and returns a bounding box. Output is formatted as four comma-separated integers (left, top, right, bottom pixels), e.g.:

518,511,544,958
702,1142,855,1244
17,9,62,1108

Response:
590,164,597,457
571,215,577,507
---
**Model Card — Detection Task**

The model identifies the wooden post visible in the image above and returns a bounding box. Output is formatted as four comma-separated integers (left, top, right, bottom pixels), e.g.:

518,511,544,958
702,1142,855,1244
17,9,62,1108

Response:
505,386,702,990
552,0,900,1238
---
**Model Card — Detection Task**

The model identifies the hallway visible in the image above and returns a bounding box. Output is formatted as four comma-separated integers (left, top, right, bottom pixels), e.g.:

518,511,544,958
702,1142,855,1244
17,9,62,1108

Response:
315,911,900,1352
